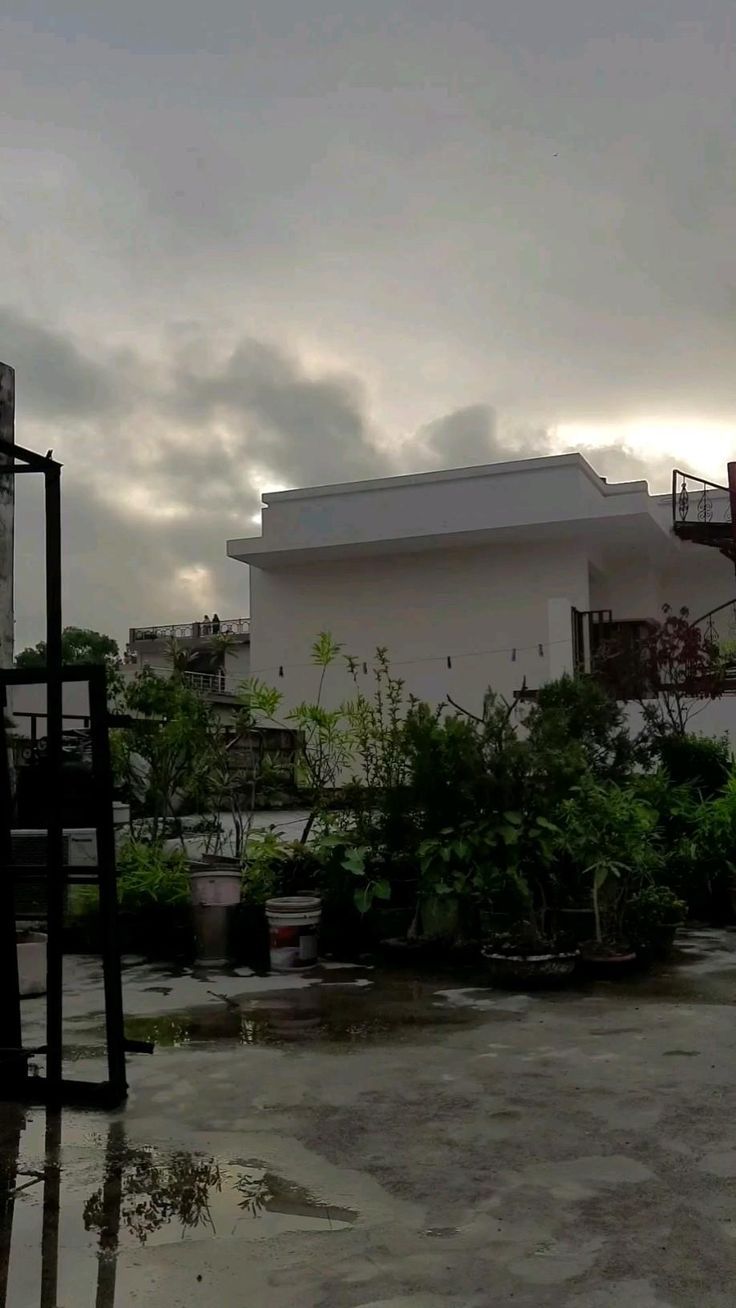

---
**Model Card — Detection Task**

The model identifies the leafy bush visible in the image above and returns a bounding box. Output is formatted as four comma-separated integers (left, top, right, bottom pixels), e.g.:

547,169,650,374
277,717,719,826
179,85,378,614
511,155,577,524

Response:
626,885,686,951
239,832,318,904
558,780,663,944
687,776,736,918
116,841,190,909
656,733,732,798
524,673,636,784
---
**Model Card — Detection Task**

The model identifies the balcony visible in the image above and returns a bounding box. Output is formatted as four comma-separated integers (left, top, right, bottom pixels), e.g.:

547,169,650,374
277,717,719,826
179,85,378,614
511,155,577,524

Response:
671,470,735,563
130,617,250,644
181,670,237,697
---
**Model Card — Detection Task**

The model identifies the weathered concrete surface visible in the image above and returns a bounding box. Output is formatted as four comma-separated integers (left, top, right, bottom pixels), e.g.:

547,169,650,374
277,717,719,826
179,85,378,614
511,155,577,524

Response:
5,929,736,1306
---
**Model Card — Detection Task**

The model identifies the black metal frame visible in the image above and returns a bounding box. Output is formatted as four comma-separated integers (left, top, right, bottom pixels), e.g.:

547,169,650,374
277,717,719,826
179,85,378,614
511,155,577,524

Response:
671,468,731,528
0,1108,125,1308
0,438,129,1107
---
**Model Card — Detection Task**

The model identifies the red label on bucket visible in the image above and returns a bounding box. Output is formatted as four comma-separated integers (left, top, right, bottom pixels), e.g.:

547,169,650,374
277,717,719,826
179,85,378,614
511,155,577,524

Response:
269,923,317,970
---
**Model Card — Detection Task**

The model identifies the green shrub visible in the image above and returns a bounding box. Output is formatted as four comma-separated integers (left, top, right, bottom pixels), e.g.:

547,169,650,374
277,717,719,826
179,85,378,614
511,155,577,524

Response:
116,841,190,909
558,779,663,944
524,673,637,785
686,776,736,920
626,885,686,951
656,733,732,798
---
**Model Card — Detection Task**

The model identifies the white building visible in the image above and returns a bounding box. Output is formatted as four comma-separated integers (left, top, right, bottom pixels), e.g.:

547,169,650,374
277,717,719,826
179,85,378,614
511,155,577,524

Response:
8,617,252,739
123,617,251,721
228,453,736,730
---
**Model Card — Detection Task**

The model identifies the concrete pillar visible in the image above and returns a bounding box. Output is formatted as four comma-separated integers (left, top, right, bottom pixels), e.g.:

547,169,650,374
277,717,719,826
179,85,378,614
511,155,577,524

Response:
547,598,575,680
0,362,14,670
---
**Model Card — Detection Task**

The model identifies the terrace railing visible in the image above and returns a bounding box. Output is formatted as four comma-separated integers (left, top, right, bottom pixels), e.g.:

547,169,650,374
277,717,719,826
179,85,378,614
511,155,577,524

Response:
131,617,250,642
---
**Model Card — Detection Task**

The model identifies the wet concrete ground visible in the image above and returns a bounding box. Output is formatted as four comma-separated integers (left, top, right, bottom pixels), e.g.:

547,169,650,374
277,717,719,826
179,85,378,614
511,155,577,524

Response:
4,930,736,1306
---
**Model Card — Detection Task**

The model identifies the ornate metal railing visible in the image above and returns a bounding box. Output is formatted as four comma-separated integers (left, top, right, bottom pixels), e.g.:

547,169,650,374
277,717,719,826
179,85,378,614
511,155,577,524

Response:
690,599,736,658
131,617,250,642
672,470,731,529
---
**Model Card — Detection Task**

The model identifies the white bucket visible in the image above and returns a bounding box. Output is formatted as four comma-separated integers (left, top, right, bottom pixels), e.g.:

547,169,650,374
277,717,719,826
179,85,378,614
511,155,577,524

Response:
17,932,47,998
190,865,242,907
266,896,321,971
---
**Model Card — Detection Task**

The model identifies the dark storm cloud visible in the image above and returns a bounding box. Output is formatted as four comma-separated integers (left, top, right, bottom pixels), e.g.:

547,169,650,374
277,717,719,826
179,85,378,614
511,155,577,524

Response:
0,306,119,421
6,308,685,648
3,0,731,643
163,337,384,486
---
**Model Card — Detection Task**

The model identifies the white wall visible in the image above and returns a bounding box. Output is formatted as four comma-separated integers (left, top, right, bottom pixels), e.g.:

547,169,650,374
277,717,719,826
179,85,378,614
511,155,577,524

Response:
250,539,590,715
590,538,736,628
224,643,251,685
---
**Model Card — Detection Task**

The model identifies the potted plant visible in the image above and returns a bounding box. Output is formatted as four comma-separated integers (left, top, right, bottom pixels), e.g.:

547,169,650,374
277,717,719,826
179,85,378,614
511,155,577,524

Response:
558,780,661,973
578,854,638,971
479,812,579,985
626,885,686,961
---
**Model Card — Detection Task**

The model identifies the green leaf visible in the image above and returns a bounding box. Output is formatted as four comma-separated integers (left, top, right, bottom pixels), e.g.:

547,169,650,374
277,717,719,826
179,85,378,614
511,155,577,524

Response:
342,847,369,876
535,816,558,831
354,886,372,915
373,879,391,901
503,811,523,825
593,866,609,891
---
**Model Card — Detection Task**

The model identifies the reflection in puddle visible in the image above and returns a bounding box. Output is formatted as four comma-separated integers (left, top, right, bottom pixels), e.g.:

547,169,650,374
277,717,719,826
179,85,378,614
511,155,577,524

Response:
0,1111,355,1307
119,972,493,1051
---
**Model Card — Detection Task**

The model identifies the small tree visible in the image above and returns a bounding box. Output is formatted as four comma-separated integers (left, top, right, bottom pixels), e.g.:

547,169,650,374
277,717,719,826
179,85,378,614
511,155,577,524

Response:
285,633,353,842
16,626,119,669
601,605,725,738
114,668,220,843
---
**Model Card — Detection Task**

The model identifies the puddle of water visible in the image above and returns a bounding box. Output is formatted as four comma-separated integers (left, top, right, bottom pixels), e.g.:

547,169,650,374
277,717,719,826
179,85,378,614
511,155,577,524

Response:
0,1108,356,1307
77,971,502,1053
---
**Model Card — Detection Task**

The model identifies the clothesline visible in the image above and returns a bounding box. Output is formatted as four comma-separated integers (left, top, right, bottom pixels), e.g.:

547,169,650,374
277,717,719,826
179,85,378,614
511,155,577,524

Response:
244,634,573,680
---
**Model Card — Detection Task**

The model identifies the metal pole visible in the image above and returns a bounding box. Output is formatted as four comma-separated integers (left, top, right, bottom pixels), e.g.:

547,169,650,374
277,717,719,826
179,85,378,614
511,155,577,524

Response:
0,1104,24,1308
0,363,14,671
88,667,127,1101
0,692,22,1079
44,467,64,1099
94,1121,125,1308
39,1110,61,1308
0,366,22,1090
728,463,736,576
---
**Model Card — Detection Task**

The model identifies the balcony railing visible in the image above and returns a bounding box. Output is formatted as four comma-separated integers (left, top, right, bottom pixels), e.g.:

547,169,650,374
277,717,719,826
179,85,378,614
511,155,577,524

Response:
181,670,237,696
672,470,732,529
131,617,250,642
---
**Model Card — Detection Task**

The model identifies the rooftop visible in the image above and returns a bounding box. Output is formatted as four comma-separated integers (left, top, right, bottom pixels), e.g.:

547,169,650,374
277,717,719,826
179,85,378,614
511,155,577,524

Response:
129,617,250,644
227,451,672,568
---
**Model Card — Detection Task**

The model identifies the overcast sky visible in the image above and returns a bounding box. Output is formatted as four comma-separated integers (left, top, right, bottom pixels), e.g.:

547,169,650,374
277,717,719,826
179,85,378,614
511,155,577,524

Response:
2,1,735,648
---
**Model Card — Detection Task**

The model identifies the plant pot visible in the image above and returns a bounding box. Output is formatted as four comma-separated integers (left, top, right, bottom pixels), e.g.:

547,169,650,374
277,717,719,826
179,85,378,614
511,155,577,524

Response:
579,941,638,977
481,945,579,988
419,894,461,943
634,923,683,964
265,895,322,972
189,862,242,967
17,932,47,998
